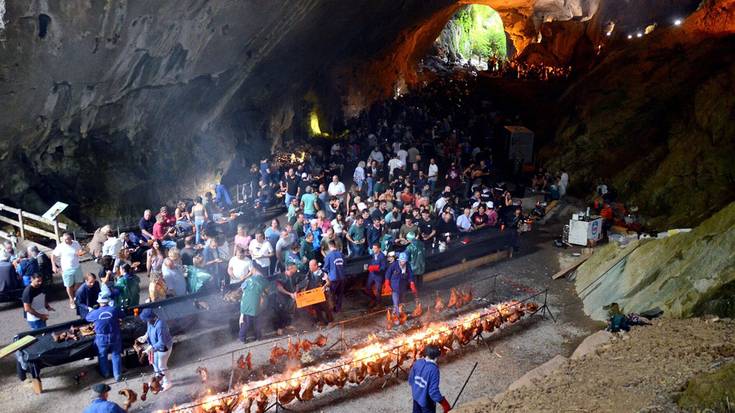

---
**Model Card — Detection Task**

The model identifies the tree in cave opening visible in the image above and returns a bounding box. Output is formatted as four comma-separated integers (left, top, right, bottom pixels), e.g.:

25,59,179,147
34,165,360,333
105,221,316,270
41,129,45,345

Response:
436,5,507,66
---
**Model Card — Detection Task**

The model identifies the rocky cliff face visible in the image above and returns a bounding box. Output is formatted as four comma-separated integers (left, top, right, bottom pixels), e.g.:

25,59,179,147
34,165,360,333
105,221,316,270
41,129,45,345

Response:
0,0,453,226
0,0,721,228
543,0,735,228
575,202,735,320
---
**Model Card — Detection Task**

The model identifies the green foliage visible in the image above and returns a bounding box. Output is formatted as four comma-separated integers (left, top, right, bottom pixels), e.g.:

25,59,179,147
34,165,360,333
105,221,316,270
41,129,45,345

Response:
452,5,506,60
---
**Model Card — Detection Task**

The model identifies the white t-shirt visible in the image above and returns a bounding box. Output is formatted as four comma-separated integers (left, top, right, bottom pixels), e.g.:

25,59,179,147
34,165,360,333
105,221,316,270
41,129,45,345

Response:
53,241,81,270
248,239,273,268
102,237,123,258
428,163,439,179
328,181,346,197
331,219,344,235
388,158,403,176
369,150,384,164
397,149,408,165
228,256,252,282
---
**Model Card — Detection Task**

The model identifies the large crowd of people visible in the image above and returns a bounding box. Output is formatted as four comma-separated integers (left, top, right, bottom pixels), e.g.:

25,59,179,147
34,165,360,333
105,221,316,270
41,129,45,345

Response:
4,73,565,394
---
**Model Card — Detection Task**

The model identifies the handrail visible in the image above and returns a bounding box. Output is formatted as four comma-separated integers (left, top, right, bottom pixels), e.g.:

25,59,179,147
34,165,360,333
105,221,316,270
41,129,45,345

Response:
0,203,67,244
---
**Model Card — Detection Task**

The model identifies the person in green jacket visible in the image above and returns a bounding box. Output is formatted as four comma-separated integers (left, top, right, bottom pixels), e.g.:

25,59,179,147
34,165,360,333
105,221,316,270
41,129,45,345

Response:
238,264,269,343
299,232,316,263
405,232,426,277
114,264,140,309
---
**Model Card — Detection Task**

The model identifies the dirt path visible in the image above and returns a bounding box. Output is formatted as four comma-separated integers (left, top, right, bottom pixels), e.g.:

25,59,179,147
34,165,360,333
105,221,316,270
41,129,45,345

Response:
458,317,735,413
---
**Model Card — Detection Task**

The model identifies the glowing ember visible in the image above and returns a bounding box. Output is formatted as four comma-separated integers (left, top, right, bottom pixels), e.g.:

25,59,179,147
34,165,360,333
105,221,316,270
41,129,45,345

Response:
160,300,539,413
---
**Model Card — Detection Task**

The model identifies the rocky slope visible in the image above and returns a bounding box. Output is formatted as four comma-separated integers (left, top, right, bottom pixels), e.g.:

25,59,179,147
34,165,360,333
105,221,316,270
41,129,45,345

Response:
457,317,735,412
575,202,735,321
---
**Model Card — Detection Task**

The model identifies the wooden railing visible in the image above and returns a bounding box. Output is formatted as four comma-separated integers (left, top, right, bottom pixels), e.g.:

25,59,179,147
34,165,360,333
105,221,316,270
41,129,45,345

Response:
0,204,68,244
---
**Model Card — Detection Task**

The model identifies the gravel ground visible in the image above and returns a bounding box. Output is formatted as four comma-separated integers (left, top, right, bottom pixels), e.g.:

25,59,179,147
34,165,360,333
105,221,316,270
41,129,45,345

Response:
458,317,735,413
0,223,601,412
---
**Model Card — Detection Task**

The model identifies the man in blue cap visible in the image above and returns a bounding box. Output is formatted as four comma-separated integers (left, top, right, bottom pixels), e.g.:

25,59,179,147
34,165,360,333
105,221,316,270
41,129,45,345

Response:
408,345,451,413
385,252,417,323
137,308,174,391
85,292,124,381
82,383,128,413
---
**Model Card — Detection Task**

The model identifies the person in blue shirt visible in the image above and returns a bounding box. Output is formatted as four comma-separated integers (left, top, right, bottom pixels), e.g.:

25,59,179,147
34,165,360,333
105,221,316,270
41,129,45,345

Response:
385,252,417,320
322,241,345,313
137,308,174,391
16,250,38,286
215,181,233,210
365,243,387,308
85,292,124,381
82,383,129,413
75,273,101,318
408,345,451,413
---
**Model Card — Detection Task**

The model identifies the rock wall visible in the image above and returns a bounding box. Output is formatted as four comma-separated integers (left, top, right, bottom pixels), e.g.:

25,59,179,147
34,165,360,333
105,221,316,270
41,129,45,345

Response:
575,202,735,320
0,0,452,226
543,1,735,228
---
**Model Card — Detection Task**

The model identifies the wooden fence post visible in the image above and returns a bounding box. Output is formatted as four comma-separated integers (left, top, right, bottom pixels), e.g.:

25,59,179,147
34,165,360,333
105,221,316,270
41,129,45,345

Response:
53,221,60,244
17,210,25,239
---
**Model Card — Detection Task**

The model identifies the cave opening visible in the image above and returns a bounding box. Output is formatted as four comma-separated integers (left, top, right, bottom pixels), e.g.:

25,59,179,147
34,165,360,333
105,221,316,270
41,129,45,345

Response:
434,4,507,68
38,13,51,38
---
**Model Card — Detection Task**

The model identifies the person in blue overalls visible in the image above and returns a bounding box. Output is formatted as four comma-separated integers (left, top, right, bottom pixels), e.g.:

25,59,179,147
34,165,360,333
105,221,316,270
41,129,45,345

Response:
82,383,128,413
366,243,387,308
408,345,451,413
322,240,345,313
137,308,174,391
86,292,124,381
385,252,417,323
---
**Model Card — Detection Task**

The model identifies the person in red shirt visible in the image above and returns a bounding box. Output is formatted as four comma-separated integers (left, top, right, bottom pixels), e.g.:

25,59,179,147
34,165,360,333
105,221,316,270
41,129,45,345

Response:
152,215,177,249
472,204,490,230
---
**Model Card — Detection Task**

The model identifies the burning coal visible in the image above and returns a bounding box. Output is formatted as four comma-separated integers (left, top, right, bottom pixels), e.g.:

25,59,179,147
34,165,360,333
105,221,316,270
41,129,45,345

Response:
160,300,539,413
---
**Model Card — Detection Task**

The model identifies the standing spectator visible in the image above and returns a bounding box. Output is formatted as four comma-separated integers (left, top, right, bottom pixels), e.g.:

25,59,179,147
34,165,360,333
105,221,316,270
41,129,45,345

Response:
22,273,52,329
202,238,226,288
191,197,208,245
52,232,83,309
228,248,252,283
368,146,384,166
353,161,366,191
322,241,345,313
249,231,274,274
300,186,319,220
138,309,174,391
346,217,367,257
29,245,53,285
264,219,281,252
427,158,439,193
328,175,346,203
146,240,165,279
366,244,387,308
280,168,301,208
16,250,38,286
239,265,269,343
301,259,333,325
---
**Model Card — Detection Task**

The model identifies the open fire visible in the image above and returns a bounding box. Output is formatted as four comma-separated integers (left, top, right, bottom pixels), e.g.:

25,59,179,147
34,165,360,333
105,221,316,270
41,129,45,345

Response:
160,299,539,413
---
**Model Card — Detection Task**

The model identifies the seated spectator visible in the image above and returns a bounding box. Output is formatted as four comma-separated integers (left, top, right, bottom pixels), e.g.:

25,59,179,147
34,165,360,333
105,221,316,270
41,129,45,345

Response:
0,253,21,294
456,207,473,232
139,210,156,241
472,204,490,230
152,215,177,249
16,250,38,286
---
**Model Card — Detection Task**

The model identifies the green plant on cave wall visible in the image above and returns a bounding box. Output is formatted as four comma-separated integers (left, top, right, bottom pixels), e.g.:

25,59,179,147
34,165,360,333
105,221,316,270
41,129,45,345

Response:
452,5,507,61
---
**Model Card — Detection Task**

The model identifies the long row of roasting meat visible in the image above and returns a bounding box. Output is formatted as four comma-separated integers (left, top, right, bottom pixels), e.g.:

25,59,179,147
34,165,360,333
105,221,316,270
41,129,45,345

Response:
168,300,538,413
